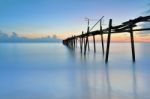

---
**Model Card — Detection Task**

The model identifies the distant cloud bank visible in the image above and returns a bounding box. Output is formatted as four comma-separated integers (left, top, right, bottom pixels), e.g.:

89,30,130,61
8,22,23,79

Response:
0,32,61,43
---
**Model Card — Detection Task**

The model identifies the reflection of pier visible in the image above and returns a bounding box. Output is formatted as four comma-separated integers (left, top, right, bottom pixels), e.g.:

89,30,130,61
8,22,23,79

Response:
72,58,138,99
132,63,138,99
103,63,138,99
63,16,150,63
105,64,112,99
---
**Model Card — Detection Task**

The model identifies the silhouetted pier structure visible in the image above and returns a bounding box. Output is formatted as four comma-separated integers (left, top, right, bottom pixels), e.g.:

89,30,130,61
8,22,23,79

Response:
63,16,150,63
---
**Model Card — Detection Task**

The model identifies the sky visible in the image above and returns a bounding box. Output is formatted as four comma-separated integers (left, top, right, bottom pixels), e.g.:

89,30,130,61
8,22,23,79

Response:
0,0,150,41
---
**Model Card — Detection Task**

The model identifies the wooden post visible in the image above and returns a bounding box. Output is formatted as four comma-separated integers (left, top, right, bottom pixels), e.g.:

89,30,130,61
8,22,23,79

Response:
72,38,73,48
84,36,88,55
80,37,83,53
71,40,73,48
100,16,105,55
83,38,86,45
100,23,104,55
76,38,78,47
84,27,90,55
130,25,135,62
105,19,112,63
80,32,84,53
74,36,76,48
87,37,90,51
101,33,104,55
72,36,74,48
93,35,96,53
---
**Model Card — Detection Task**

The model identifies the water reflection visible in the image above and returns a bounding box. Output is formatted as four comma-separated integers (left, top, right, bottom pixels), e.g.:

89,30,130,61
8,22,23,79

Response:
59,43,148,99
132,63,138,99
67,49,140,99
105,64,112,99
0,43,149,99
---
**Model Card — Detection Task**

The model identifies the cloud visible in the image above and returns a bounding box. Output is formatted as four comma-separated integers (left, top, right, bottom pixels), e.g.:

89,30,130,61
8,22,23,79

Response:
0,31,61,42
140,23,150,37
140,3,150,37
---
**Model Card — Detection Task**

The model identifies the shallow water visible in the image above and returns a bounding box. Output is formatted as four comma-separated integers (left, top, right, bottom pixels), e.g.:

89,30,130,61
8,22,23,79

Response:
0,42,150,99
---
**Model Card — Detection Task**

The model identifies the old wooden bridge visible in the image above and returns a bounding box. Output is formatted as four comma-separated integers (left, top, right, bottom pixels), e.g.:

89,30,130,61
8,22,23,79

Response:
63,15,150,63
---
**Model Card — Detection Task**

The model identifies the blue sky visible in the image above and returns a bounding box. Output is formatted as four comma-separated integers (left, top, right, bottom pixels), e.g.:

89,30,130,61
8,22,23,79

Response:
0,0,149,38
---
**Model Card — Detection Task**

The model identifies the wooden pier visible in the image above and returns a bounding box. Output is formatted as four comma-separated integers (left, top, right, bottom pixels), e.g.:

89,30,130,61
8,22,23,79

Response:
63,15,150,63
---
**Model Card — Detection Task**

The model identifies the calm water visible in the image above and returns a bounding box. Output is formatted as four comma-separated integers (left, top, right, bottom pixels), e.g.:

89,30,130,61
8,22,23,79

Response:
0,42,150,99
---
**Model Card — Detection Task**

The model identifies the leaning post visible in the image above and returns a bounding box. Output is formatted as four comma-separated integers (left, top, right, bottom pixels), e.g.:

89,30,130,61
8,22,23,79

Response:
105,19,112,63
93,34,96,53
130,23,136,62
100,19,105,55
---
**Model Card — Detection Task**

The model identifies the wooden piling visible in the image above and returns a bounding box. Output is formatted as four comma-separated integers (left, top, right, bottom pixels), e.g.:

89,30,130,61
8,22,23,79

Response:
105,19,112,63
76,38,78,47
72,36,74,48
130,25,136,62
100,16,104,55
80,37,83,53
84,36,88,55
81,32,84,53
84,37,86,47
71,41,72,48
101,33,104,55
84,27,90,55
87,37,90,51
93,35,96,53
74,36,76,48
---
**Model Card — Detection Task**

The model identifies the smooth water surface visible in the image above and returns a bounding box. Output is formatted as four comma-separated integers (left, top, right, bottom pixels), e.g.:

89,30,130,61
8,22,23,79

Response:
0,43,150,99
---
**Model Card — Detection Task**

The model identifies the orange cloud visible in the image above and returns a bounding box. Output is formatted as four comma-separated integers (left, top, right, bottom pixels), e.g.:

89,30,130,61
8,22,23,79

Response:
16,31,150,43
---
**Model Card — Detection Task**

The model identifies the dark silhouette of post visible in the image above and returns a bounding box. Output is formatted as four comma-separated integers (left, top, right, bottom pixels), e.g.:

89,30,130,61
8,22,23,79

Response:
93,35,96,53
84,29,89,55
74,36,75,48
87,37,90,51
105,19,112,63
83,37,85,46
72,36,74,48
84,18,90,55
80,32,84,53
76,37,78,47
130,25,136,62
80,37,82,53
100,19,105,55
101,34,104,55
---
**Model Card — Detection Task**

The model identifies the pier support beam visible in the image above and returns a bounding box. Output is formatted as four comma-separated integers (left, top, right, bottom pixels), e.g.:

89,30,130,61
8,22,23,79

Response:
87,37,90,51
80,37,83,53
100,17,104,55
84,37,86,47
93,35,96,53
105,19,112,63
73,37,75,49
130,25,136,62
101,33,104,55
84,27,90,55
80,32,84,53
84,36,88,55
76,38,78,47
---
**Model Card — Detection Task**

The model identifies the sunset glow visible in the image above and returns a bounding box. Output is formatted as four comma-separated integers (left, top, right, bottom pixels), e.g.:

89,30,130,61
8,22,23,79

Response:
0,0,150,42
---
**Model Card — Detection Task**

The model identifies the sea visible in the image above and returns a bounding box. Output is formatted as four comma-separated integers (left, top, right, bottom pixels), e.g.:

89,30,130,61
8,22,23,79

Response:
0,42,150,99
